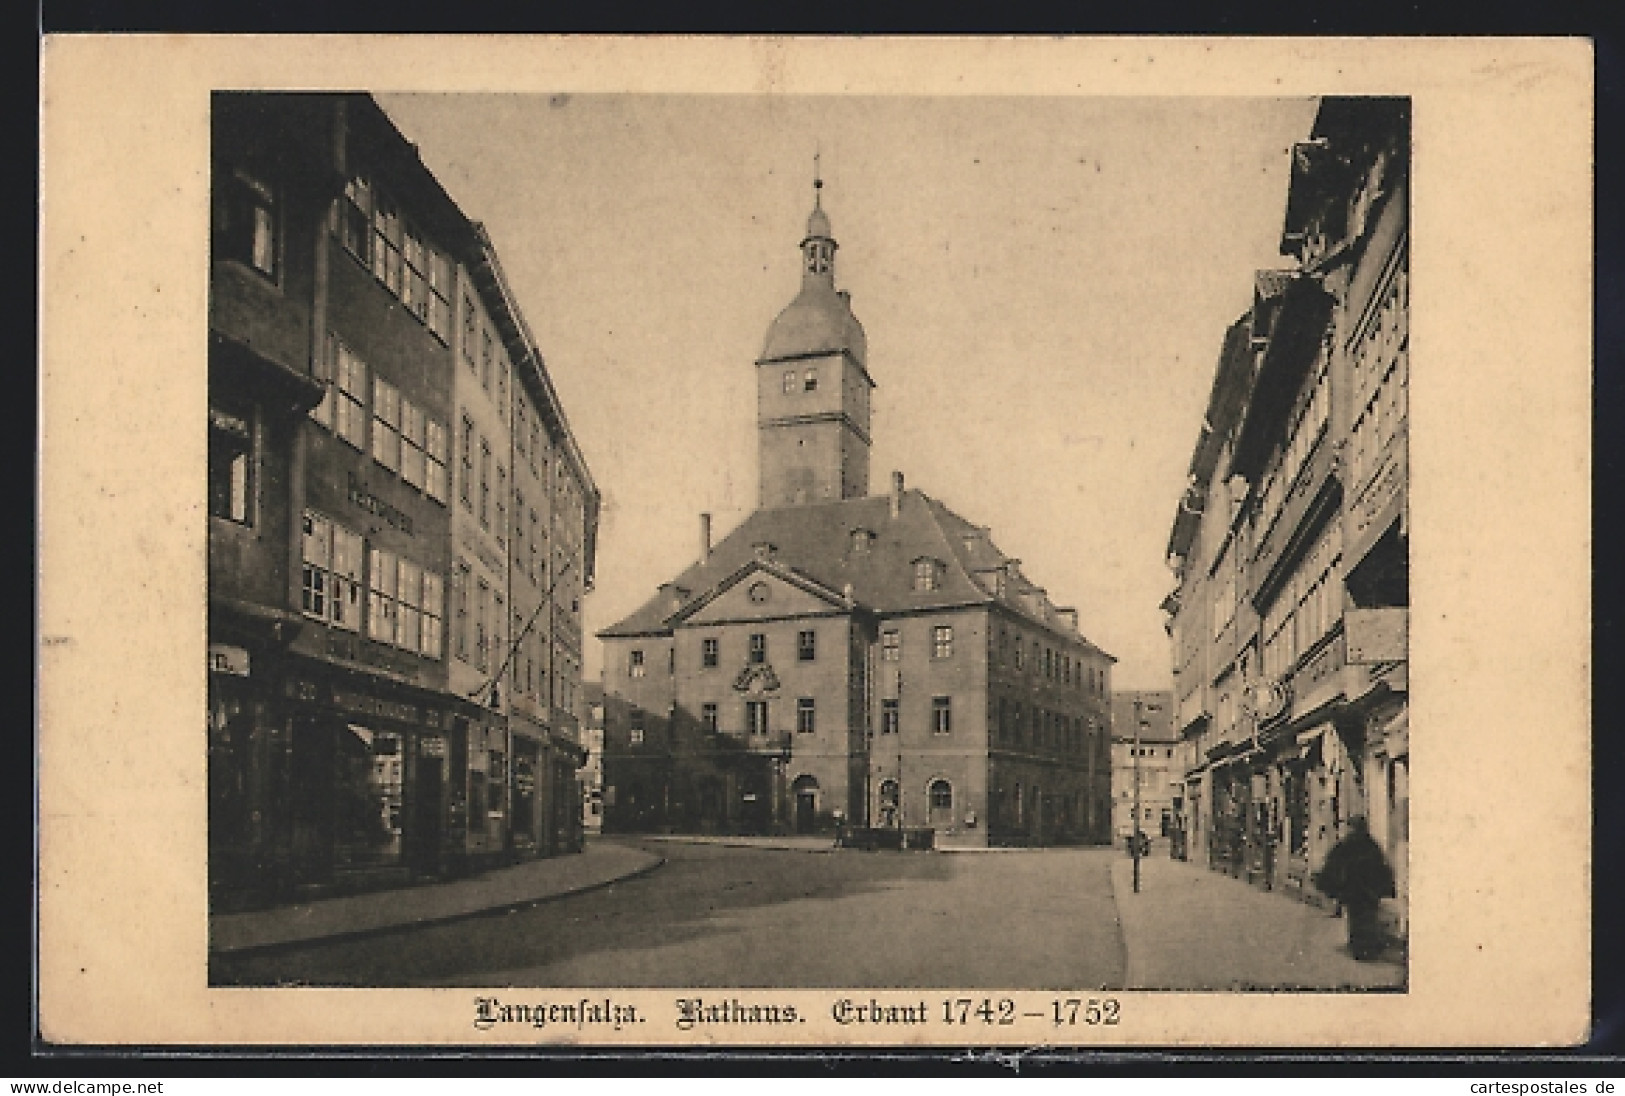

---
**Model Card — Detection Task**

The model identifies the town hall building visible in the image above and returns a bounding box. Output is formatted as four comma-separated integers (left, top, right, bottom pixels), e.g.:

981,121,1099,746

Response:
597,178,1114,848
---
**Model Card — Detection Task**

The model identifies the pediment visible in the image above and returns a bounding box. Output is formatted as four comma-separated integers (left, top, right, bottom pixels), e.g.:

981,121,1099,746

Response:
672,560,848,627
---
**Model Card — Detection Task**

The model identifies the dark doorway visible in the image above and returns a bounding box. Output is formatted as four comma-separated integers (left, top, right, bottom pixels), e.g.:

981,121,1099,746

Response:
409,754,443,874
289,716,335,882
792,775,819,834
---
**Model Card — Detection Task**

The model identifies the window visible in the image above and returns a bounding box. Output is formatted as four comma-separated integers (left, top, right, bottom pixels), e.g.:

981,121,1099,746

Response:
402,229,429,322
462,296,479,373
1012,702,1023,743
339,176,371,264
498,361,509,420
932,696,952,735
481,330,494,392
530,422,542,474
797,698,816,734
300,512,362,631
803,368,818,392
459,416,475,509
474,579,490,672
881,699,899,735
428,251,453,340
366,547,398,644
208,407,253,525
629,715,645,746
745,700,769,736
929,779,953,811
393,557,422,652
492,593,505,676
932,625,953,659
371,377,401,472
782,370,797,394
1043,647,1052,679
420,417,447,504
1014,639,1025,671
216,165,276,276
701,703,718,734
317,337,368,449
851,528,873,554
400,400,426,490
798,630,817,662
629,650,646,678
514,490,525,572
749,634,767,665
881,630,901,662
420,570,444,659
453,561,470,661
529,509,541,584
478,440,492,527
372,191,403,296
495,465,507,547
702,637,719,668
667,647,676,674
913,559,940,592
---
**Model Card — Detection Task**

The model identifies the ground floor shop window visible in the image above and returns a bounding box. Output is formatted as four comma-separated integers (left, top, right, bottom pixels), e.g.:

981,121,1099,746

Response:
332,724,404,869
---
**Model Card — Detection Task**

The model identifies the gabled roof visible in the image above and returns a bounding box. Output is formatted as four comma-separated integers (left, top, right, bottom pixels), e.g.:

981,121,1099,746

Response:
599,488,1108,657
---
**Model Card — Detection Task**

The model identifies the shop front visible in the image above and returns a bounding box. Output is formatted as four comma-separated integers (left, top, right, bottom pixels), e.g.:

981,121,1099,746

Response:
208,626,298,911
508,717,547,856
279,662,466,892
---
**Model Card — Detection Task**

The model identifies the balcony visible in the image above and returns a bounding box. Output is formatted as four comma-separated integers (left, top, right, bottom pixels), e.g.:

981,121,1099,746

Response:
743,730,794,757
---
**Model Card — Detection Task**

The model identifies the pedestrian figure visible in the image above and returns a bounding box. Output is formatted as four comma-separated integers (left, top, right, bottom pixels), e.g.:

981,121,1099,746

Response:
1312,816,1395,960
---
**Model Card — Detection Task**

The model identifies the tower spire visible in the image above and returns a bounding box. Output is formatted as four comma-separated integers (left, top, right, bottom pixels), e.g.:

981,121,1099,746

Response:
813,148,822,209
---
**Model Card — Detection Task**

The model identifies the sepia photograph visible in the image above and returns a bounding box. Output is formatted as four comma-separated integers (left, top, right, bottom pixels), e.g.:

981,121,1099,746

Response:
38,36,1590,1047
200,89,1410,994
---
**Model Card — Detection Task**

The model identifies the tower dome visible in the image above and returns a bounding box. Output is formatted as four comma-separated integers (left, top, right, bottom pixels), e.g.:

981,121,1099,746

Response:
760,183,866,366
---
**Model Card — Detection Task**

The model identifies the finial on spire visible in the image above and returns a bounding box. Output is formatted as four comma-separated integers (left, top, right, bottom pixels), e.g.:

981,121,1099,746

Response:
813,148,823,205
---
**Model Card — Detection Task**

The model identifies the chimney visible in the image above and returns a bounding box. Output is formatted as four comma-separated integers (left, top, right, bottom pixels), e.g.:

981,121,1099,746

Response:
889,471,904,518
699,512,712,564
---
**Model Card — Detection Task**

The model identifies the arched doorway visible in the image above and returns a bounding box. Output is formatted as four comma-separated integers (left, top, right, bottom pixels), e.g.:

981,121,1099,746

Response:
927,778,954,830
792,774,820,834
877,778,900,829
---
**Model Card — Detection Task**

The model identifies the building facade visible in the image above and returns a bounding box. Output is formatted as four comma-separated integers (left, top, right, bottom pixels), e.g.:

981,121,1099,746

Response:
598,181,1114,848
1110,690,1178,843
1161,97,1409,936
580,683,606,834
208,93,597,911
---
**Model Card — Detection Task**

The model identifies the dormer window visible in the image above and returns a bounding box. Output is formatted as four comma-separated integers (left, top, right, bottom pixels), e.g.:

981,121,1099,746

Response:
913,558,943,592
803,368,818,392
782,370,797,394
850,528,874,554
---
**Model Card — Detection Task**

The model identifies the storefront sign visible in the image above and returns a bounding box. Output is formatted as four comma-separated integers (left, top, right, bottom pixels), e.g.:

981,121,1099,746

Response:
208,643,250,676
332,688,420,725
346,472,415,536
1345,607,1408,663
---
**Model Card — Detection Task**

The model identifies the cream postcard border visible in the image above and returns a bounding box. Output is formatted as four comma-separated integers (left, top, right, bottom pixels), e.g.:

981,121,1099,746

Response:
37,35,1593,1047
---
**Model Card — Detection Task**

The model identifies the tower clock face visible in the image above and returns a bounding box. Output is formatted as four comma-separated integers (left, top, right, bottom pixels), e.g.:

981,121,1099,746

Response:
748,582,771,604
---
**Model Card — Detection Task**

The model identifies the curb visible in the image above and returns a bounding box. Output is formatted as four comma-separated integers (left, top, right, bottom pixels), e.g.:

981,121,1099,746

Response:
640,837,841,854
208,855,668,961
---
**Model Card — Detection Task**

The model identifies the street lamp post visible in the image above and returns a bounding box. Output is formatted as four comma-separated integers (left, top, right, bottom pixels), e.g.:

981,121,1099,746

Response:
1132,696,1143,894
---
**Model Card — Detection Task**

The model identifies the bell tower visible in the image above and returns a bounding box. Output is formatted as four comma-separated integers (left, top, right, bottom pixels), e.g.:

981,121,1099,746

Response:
756,163,874,509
